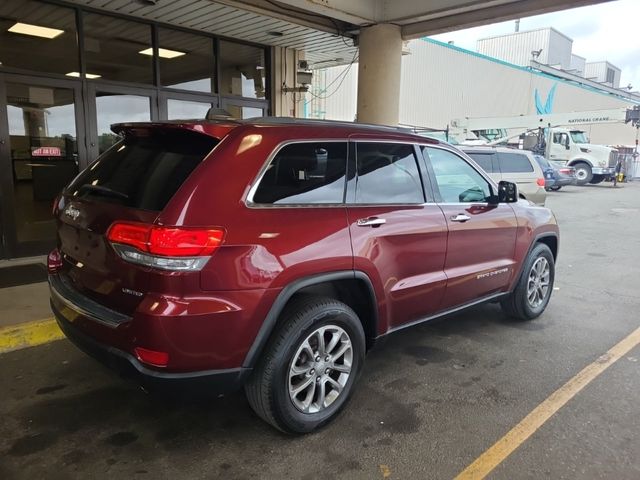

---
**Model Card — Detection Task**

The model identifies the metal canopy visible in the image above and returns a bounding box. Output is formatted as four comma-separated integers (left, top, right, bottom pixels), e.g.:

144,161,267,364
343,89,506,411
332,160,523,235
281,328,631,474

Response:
63,0,614,68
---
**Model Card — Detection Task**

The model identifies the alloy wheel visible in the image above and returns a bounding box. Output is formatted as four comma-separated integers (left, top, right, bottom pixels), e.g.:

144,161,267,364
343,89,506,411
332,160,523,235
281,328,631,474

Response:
288,325,353,414
527,257,550,309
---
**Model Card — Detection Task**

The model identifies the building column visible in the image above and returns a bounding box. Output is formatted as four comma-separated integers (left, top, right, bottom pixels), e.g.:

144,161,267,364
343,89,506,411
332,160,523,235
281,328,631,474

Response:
356,24,402,125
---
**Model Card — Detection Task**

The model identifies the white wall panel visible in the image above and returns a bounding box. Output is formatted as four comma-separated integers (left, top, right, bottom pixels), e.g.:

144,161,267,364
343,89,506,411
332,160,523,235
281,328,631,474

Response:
315,39,640,146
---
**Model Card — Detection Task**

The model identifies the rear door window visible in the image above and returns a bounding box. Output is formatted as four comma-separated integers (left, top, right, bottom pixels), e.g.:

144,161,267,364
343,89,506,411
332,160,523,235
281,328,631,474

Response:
251,142,348,204
353,143,425,204
497,152,534,173
464,152,496,173
67,129,217,211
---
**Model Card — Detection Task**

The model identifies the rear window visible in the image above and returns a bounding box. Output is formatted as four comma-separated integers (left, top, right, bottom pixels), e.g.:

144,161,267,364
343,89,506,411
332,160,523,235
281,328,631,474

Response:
67,129,217,211
252,142,348,205
497,152,534,173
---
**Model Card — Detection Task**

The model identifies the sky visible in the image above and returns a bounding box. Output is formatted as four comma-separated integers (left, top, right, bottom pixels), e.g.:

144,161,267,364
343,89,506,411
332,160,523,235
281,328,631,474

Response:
430,0,640,92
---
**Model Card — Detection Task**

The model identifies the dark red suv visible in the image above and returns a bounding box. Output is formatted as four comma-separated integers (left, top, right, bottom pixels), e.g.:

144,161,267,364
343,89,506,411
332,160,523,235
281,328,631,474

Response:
49,118,559,433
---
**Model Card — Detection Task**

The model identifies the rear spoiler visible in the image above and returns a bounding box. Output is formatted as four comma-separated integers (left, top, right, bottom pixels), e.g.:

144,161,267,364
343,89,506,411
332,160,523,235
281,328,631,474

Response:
111,120,240,139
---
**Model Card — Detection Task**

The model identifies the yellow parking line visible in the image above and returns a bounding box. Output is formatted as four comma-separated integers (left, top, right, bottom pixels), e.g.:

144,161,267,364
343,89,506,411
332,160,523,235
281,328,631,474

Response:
0,318,64,354
455,326,640,480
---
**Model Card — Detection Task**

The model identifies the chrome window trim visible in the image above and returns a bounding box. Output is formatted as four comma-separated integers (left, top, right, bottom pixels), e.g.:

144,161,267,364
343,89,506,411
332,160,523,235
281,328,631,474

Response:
245,138,348,208
245,138,439,209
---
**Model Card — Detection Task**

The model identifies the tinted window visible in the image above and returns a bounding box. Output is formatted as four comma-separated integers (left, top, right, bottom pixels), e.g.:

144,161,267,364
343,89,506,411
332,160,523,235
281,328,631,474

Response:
498,152,534,173
424,147,492,203
465,152,495,173
253,142,347,204
83,13,153,84
159,28,215,92
355,143,424,204
534,154,551,169
68,130,217,211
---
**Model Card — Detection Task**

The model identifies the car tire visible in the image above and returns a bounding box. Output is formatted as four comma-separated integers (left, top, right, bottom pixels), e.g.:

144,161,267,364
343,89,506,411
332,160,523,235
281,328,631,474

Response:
245,295,365,434
589,174,604,185
501,243,555,321
573,162,592,185
550,185,562,191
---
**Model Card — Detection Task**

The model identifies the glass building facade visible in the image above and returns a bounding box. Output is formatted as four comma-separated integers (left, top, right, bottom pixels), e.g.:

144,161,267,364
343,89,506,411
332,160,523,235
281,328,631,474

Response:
0,0,270,258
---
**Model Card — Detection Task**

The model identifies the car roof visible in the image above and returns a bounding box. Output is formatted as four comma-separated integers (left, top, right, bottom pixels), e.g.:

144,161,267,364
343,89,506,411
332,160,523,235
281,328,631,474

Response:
459,145,532,155
112,117,442,144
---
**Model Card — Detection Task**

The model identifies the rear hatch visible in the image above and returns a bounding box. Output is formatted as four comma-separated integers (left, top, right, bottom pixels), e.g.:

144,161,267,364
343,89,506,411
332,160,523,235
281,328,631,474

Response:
55,126,218,315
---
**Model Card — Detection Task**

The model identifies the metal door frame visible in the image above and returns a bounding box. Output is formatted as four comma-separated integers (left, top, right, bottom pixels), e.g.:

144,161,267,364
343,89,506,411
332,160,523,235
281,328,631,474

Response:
0,72,86,259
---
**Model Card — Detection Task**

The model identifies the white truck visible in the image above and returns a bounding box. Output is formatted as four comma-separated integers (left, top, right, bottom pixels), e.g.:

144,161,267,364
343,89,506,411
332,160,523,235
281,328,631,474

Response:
450,108,638,185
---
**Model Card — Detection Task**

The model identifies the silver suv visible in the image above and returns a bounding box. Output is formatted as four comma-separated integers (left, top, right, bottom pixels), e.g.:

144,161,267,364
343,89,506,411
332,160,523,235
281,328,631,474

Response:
459,146,547,206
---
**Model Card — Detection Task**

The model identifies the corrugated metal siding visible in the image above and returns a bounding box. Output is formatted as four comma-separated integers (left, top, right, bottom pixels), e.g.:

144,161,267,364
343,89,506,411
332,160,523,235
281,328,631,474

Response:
315,39,638,145
547,29,572,69
585,61,606,81
477,29,551,67
570,54,586,76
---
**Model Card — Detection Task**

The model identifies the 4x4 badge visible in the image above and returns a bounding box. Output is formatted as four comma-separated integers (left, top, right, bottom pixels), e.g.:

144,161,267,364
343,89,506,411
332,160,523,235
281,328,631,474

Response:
64,205,81,221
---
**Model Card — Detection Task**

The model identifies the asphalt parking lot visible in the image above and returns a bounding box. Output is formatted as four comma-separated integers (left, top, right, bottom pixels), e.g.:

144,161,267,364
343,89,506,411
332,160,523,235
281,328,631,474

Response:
1,183,639,479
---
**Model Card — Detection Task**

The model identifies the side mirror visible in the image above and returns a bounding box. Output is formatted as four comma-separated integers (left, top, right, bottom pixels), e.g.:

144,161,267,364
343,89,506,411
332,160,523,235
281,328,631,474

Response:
498,180,518,203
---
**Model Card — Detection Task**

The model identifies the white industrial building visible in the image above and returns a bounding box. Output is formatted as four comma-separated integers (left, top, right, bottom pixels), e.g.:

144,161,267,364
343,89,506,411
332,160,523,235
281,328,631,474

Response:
307,29,640,147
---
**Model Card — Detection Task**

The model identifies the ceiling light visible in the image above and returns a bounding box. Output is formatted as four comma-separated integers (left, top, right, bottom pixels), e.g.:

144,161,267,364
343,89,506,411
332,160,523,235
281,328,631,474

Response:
8,22,64,39
66,72,102,79
138,47,185,59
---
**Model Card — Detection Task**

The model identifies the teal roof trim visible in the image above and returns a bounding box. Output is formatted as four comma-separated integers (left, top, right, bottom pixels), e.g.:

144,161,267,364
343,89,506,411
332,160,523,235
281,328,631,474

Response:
420,37,640,105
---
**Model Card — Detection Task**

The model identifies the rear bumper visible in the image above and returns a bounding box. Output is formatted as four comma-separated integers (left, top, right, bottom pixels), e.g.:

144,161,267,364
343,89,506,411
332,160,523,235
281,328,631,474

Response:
554,176,576,187
52,299,250,393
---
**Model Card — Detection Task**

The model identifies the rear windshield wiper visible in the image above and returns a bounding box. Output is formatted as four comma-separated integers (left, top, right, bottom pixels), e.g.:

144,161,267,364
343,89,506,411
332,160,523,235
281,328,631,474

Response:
78,184,129,200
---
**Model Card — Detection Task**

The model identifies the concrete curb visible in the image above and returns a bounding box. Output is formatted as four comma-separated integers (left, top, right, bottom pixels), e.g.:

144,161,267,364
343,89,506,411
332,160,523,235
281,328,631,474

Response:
0,318,64,354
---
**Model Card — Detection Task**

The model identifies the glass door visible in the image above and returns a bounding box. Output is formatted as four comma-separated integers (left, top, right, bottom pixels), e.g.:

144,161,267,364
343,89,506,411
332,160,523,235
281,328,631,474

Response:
0,74,85,258
87,84,157,161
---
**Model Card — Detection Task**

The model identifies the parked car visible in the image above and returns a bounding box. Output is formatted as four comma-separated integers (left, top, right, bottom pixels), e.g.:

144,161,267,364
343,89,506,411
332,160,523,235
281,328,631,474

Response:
459,146,547,205
532,154,557,190
547,160,578,191
49,118,559,433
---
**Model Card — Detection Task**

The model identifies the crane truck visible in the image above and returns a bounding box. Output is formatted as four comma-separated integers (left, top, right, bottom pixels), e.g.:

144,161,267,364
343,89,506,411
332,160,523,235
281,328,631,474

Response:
451,107,640,185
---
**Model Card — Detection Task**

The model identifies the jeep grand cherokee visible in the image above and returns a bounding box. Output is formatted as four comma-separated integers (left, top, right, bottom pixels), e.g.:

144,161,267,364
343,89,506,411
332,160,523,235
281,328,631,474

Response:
49,118,559,433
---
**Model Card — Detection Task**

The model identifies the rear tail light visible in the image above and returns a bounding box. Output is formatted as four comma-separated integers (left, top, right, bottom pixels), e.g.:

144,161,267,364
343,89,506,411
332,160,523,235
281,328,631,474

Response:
107,222,225,271
52,195,61,215
536,178,546,187
47,248,63,274
134,347,169,368
559,168,571,174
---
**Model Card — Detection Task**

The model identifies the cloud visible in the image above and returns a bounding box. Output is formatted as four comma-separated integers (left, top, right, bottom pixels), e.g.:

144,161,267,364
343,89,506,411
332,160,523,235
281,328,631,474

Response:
431,0,640,91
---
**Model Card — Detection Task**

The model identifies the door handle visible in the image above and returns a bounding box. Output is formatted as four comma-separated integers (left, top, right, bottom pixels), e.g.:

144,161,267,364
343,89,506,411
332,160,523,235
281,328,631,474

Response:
450,214,471,222
357,217,386,227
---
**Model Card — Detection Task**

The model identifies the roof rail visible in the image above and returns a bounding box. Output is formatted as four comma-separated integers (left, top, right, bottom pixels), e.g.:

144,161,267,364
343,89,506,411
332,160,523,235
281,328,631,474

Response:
240,116,414,133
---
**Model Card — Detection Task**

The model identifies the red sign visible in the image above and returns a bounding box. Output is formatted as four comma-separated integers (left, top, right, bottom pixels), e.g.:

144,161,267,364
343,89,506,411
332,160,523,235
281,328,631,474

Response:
32,146,62,157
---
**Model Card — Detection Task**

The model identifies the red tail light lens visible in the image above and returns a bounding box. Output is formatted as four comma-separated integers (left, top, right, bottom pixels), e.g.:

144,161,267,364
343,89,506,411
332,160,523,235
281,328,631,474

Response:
134,347,169,368
108,222,150,252
107,222,225,271
47,248,63,274
107,222,224,257
536,178,546,187
149,227,224,256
